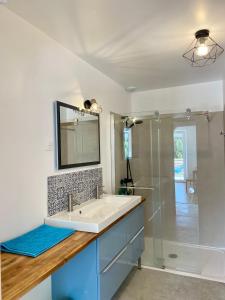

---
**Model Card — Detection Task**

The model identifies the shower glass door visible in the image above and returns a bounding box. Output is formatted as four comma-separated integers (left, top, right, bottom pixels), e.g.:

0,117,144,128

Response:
160,111,225,278
160,116,200,273
111,112,164,269
149,118,164,268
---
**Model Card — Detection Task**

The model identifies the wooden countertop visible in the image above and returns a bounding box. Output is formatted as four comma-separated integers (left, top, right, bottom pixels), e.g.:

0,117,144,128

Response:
2,198,145,300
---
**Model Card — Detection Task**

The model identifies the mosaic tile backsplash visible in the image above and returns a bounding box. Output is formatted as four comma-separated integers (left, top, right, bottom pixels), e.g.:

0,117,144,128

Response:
48,168,102,216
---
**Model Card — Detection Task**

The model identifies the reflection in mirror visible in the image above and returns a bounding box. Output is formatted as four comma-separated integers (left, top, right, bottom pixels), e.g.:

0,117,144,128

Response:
56,101,100,169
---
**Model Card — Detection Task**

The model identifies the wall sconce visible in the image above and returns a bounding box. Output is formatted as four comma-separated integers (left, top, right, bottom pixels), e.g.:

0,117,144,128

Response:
83,99,102,113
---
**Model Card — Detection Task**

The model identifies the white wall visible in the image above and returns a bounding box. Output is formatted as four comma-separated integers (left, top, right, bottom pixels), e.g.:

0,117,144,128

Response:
0,7,130,242
131,81,223,114
21,278,51,300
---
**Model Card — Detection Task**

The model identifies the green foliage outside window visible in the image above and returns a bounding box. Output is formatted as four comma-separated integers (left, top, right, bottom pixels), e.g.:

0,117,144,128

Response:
174,137,184,159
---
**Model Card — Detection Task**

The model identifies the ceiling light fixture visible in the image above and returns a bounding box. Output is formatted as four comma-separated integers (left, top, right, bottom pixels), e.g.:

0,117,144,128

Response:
83,99,102,113
183,29,224,67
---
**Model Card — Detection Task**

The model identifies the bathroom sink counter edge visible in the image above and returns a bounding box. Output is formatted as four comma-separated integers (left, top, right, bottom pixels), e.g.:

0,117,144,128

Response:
1,197,145,300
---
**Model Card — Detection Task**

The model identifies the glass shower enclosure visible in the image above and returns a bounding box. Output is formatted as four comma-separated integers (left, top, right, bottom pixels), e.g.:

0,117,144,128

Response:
111,110,225,281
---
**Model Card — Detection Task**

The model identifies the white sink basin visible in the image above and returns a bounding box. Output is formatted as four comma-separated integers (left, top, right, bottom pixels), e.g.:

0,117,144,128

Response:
45,194,142,233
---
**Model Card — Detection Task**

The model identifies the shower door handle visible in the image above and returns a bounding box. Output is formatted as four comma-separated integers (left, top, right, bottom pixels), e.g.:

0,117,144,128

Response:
120,186,155,191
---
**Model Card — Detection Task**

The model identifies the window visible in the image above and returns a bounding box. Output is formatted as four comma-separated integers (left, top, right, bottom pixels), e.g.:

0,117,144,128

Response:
123,128,132,159
174,130,186,181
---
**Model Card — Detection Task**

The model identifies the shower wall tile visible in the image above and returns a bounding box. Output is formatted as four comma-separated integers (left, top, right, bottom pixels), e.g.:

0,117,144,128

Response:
48,168,102,216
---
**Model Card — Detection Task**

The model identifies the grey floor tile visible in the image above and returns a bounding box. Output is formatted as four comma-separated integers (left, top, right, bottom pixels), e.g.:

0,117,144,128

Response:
113,268,225,300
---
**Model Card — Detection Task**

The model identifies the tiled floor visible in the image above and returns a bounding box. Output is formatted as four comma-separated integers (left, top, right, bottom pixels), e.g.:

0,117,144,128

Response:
113,268,225,300
163,182,199,244
175,182,199,244
175,181,198,205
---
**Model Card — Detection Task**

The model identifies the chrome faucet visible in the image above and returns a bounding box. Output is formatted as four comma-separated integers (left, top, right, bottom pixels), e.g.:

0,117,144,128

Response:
68,194,73,212
68,193,80,212
96,185,104,199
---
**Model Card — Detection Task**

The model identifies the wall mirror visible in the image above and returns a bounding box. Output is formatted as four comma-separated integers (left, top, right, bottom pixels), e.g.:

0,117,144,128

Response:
56,101,100,169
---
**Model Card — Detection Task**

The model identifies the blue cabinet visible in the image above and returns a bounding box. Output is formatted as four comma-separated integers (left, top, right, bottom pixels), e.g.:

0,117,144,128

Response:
126,204,145,242
99,244,132,300
128,226,144,265
52,204,144,300
97,217,128,272
52,241,98,300
97,204,144,300
97,204,144,273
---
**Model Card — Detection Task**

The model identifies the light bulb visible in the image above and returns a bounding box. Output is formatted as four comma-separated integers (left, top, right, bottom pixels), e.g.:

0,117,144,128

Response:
90,99,102,113
90,102,98,112
196,37,209,57
197,45,209,56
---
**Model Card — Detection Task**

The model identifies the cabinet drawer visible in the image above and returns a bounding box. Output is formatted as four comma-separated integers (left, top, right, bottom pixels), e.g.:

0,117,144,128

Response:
128,226,144,265
126,204,144,242
99,245,132,300
97,204,144,272
97,217,127,272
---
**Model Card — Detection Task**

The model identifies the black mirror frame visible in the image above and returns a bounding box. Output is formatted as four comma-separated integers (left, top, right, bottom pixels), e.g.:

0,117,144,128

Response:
56,101,101,169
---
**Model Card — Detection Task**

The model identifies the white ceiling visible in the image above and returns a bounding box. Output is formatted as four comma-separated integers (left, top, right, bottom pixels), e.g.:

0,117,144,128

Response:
6,0,225,91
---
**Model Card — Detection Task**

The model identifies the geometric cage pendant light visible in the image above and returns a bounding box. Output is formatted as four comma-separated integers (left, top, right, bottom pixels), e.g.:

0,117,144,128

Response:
183,29,224,67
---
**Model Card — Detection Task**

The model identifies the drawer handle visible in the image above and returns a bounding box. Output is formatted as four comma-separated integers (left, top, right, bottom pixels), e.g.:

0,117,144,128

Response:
102,246,128,274
129,227,144,245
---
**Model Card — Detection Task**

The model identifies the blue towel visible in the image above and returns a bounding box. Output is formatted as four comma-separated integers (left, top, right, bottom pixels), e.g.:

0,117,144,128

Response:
1,224,75,257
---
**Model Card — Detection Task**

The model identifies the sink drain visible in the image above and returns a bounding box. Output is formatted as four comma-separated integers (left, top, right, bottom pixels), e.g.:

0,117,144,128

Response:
168,253,178,259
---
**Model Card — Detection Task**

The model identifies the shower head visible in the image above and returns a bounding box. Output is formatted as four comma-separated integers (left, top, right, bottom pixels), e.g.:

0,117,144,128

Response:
123,117,143,128
129,119,143,128
134,120,143,125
